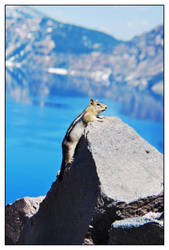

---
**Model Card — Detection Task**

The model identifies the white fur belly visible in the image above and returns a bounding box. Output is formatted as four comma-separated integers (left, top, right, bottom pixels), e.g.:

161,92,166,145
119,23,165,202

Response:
70,120,84,142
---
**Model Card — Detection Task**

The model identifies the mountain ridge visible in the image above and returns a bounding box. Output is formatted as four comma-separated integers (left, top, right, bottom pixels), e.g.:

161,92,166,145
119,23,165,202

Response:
6,6,163,121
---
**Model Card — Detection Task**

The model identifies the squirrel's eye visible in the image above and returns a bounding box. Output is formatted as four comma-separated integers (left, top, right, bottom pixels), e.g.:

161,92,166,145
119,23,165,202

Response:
97,103,100,106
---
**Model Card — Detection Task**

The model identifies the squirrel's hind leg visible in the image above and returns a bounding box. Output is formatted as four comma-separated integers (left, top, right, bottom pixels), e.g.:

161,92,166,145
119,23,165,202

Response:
66,142,77,164
58,142,77,181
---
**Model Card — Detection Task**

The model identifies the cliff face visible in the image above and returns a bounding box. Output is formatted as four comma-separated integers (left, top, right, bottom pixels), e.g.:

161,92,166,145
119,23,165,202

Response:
5,117,163,245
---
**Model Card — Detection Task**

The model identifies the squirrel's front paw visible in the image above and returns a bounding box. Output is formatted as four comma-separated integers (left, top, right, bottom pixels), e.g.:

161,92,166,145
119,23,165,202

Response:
96,117,104,122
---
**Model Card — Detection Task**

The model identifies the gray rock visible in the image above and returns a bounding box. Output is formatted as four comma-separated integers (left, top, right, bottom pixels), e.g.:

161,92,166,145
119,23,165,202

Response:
5,196,45,244
89,193,163,244
108,212,164,245
6,116,163,245
18,134,101,244
87,116,163,203
85,117,163,244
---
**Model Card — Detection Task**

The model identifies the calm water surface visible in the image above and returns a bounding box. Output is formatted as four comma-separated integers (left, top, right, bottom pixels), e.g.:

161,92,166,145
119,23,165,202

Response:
6,96,163,204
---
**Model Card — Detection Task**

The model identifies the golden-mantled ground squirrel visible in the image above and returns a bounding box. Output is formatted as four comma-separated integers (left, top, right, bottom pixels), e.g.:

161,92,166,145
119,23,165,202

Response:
58,99,107,181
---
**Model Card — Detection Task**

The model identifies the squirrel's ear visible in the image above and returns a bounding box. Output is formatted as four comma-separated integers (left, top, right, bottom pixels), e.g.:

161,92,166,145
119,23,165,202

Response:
90,99,94,105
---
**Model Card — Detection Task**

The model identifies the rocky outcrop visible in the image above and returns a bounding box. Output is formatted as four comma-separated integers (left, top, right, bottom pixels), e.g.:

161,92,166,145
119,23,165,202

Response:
5,196,45,244
108,212,164,245
5,117,163,245
88,193,163,244
84,117,163,244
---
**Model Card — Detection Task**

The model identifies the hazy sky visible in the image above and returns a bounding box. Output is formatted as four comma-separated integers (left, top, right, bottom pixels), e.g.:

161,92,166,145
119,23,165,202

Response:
32,5,163,41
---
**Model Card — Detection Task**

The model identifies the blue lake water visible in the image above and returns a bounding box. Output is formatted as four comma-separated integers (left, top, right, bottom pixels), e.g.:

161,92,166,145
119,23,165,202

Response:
6,96,163,204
